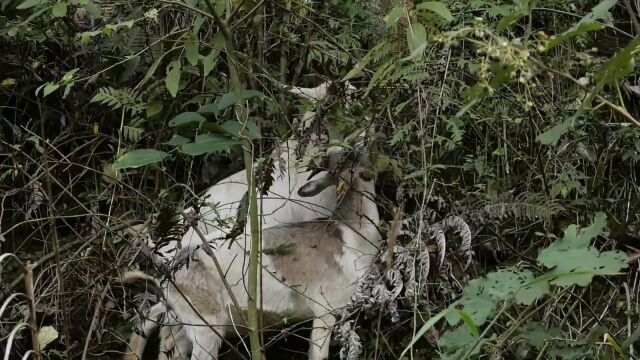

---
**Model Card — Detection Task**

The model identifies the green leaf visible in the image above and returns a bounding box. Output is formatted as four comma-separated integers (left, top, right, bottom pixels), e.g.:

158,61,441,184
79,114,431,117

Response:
17,0,43,9
543,248,628,287
168,112,207,127
180,133,241,156
416,1,453,21
593,35,640,87
146,101,163,118
214,90,265,112
198,103,219,114
538,212,629,287
163,135,189,146
51,1,67,17
518,322,563,349
515,274,550,305
406,22,427,55
200,48,219,77
112,149,169,170
165,60,181,98
218,120,261,139
41,83,60,97
536,117,574,145
541,212,607,253
384,6,404,28
185,35,199,66
455,310,479,337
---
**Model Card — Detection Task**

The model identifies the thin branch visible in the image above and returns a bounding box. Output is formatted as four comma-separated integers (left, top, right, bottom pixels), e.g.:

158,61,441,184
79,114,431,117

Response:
530,57,640,129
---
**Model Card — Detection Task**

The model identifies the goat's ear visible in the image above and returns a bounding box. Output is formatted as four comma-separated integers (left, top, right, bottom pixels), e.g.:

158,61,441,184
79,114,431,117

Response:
298,176,335,197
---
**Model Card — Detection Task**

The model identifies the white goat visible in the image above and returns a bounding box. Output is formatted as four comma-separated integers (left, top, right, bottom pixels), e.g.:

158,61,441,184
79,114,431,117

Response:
126,148,380,360
124,81,356,359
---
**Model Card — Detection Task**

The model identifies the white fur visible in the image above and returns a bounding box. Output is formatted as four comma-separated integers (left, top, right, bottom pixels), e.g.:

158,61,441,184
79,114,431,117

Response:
161,158,380,360
124,81,356,359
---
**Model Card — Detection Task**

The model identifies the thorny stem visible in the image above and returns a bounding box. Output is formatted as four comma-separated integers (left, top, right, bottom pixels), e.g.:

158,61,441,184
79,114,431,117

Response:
204,1,264,358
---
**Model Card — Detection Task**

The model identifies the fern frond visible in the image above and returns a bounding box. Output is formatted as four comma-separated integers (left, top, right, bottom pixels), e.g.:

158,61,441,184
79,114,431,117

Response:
481,191,563,221
91,87,144,115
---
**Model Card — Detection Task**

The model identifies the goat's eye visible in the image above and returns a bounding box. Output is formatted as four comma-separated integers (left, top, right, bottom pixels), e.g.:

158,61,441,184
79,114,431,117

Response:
358,169,374,181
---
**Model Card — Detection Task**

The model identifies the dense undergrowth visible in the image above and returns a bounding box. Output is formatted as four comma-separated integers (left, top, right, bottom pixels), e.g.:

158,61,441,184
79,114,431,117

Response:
1,0,640,358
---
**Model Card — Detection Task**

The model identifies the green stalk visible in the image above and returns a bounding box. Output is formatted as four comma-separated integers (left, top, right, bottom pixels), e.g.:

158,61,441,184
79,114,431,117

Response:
204,2,263,358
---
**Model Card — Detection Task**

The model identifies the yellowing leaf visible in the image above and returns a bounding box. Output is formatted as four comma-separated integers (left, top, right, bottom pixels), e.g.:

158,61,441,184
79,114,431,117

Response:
37,326,58,350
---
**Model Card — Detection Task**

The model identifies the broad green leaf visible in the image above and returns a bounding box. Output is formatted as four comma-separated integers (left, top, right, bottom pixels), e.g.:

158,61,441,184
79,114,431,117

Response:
17,0,43,9
146,101,163,118
538,212,628,287
214,90,265,112
218,120,261,139
384,6,403,28
163,135,189,146
406,22,426,55
80,30,101,45
37,326,58,350
198,103,219,114
541,212,607,253
543,248,628,287
112,149,169,170
200,48,219,77
42,83,60,97
168,112,207,127
180,133,240,156
165,60,181,98
192,14,204,35
593,35,640,87
536,117,574,145
518,322,563,349
51,2,67,17
416,1,453,21
185,35,199,66
515,274,550,305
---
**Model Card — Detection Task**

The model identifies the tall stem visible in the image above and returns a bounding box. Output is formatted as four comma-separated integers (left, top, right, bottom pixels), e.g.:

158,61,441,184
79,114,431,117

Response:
204,1,263,358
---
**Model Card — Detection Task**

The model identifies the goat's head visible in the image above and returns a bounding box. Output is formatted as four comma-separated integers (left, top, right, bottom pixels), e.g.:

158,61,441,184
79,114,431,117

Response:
297,147,374,199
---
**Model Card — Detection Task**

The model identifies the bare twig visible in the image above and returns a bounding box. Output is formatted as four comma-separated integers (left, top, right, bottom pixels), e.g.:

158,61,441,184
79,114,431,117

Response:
81,285,108,360
530,57,640,129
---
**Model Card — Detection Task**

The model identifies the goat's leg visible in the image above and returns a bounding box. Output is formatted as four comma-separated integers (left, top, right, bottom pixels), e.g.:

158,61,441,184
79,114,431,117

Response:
159,323,192,360
123,302,166,360
309,313,336,360
189,325,225,360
